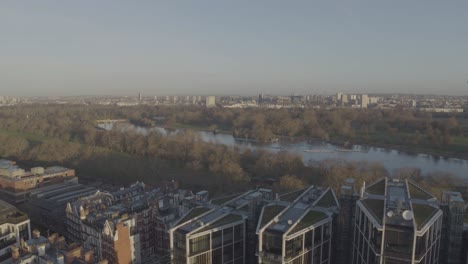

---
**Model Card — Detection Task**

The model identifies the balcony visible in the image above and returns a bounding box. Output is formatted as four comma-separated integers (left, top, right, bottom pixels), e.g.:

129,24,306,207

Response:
259,251,283,263
0,237,17,250
0,230,12,240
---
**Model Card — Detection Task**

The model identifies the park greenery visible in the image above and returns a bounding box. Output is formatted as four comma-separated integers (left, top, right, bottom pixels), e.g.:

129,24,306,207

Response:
0,104,466,198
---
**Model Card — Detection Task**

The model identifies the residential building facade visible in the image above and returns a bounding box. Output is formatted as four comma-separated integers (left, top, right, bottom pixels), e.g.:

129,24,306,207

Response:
170,189,273,264
352,178,443,264
440,191,466,264
0,200,31,264
256,186,340,264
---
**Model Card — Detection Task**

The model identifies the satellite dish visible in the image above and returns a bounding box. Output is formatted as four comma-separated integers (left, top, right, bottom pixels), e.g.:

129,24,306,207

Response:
274,217,279,223
287,220,293,225
386,210,394,218
402,210,414,221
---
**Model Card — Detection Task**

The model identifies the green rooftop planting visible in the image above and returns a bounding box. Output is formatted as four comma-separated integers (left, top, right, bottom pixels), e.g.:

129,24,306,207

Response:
280,188,307,202
289,210,328,235
412,204,438,230
211,193,243,205
259,205,286,228
366,179,386,195
361,199,384,224
194,213,243,233
315,189,337,208
178,207,211,225
408,182,433,200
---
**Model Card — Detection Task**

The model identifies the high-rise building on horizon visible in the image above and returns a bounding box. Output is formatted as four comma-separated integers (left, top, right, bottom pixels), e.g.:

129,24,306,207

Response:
360,94,369,108
205,96,216,107
352,178,443,264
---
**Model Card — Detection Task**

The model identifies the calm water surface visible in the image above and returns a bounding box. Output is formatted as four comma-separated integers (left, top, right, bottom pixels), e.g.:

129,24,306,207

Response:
99,123,468,179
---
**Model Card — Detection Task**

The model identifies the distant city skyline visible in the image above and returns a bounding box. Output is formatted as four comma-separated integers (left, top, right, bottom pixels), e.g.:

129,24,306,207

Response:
1,1,468,96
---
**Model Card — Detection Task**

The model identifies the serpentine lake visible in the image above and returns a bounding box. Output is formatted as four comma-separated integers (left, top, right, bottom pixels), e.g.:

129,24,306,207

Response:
98,123,468,179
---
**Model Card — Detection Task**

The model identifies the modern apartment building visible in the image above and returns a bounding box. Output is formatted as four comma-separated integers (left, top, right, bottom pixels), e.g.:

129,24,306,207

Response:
463,215,468,264
170,189,273,264
0,200,31,263
26,182,97,234
352,178,443,264
440,191,466,264
335,178,360,264
256,186,340,264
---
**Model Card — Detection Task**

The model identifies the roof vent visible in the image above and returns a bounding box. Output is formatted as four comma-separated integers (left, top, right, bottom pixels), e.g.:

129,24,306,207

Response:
287,220,293,225
386,210,394,218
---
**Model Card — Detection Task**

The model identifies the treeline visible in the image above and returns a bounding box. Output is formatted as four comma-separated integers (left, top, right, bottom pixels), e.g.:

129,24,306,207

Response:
0,104,465,197
0,105,312,194
169,107,467,149
93,105,468,151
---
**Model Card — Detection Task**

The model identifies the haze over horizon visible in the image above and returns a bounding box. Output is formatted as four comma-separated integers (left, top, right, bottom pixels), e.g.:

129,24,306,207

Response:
1,0,468,97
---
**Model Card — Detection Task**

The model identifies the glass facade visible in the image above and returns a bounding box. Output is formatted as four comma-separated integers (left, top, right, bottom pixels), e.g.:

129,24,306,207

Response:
352,202,442,264
260,221,332,264
173,222,245,264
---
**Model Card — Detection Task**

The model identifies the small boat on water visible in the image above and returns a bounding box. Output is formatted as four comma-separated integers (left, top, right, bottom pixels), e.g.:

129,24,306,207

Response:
336,148,369,153
303,149,335,153
269,146,285,150
234,138,258,142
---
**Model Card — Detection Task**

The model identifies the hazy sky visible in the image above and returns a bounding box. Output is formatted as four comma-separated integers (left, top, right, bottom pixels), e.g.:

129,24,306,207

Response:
1,0,468,96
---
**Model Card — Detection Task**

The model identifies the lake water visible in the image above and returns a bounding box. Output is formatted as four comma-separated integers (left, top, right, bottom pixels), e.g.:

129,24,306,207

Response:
98,123,468,179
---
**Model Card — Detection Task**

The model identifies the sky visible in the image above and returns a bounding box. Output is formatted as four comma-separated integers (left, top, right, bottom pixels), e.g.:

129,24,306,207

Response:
1,0,468,96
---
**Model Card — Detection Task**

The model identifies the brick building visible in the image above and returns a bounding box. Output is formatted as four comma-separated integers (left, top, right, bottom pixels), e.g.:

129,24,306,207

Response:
0,159,76,204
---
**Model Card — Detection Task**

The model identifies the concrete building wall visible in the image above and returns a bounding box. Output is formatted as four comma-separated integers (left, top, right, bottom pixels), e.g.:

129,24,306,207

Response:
115,223,133,264
206,96,216,107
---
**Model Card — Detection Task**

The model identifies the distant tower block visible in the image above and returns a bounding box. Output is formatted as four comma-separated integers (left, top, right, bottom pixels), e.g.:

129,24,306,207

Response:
205,96,216,107
360,94,369,108
138,92,142,101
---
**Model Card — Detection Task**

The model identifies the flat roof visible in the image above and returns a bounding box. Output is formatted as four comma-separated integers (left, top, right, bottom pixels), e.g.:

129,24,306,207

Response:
0,199,29,224
44,166,72,174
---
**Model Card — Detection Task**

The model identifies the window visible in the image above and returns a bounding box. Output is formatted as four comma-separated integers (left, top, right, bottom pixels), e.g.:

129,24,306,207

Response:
314,226,322,244
384,226,414,257
223,227,233,245
190,252,211,264
223,244,233,262
234,224,243,241
263,231,282,255
212,248,222,263
212,230,222,248
234,241,243,259
190,234,210,255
